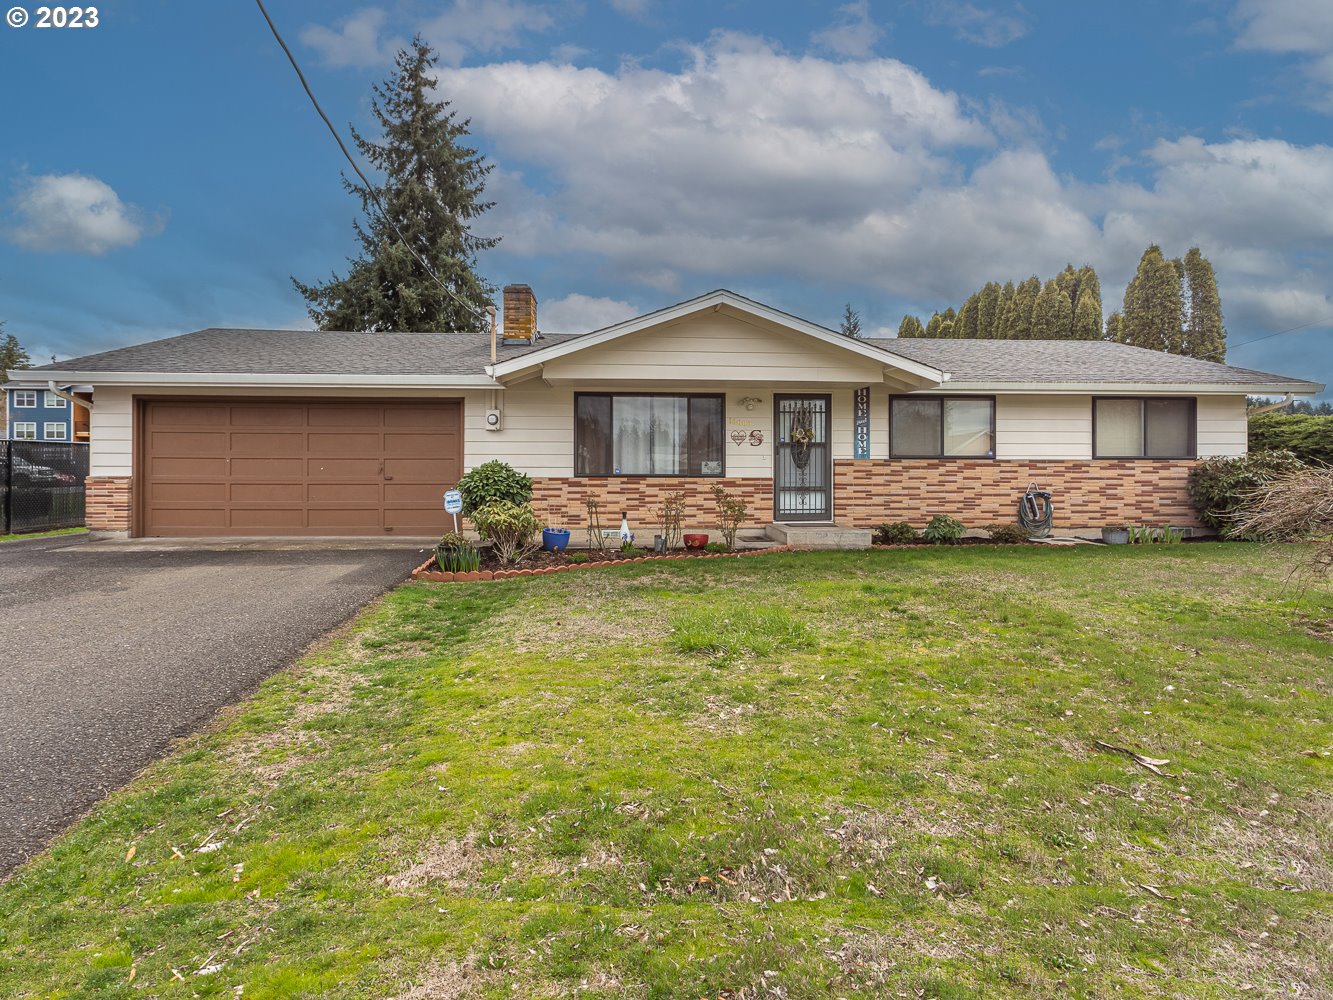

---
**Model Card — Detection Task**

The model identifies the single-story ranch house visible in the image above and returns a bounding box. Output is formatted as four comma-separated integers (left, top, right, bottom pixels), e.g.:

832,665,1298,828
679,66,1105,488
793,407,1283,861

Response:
11,287,1323,539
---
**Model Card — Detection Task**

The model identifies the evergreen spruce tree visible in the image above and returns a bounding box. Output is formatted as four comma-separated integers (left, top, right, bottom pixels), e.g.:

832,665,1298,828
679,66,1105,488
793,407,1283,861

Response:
1005,277,1041,339
0,323,31,382
898,314,926,339
1031,280,1073,339
1121,244,1184,354
1072,291,1102,340
993,281,1016,339
1105,310,1125,343
956,293,981,339
839,303,863,338
1182,247,1226,362
293,37,499,331
977,281,1002,339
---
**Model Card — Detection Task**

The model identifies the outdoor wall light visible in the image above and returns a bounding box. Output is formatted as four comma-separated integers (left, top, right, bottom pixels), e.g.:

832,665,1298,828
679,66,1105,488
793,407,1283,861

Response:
738,396,763,410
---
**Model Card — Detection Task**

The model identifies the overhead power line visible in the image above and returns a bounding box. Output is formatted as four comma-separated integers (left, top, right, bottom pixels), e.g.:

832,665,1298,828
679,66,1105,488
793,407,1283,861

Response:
252,0,492,331
1229,315,1333,350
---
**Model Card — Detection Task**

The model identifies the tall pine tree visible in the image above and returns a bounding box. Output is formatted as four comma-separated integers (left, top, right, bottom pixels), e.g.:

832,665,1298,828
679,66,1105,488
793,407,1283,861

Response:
1121,244,1185,355
293,38,499,332
1031,280,1073,339
1182,247,1226,362
0,323,30,382
898,314,926,338
1105,311,1125,343
839,303,863,338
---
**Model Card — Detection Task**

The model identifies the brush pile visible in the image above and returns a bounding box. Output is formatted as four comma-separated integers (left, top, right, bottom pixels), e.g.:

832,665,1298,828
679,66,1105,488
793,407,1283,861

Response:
1233,467,1333,576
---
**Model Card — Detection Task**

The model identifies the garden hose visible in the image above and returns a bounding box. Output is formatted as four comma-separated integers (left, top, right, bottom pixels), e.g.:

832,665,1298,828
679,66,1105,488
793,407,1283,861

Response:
1019,483,1054,538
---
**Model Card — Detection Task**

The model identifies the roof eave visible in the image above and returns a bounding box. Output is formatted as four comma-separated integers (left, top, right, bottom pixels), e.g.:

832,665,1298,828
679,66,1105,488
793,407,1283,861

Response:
12,371,503,389
936,380,1326,395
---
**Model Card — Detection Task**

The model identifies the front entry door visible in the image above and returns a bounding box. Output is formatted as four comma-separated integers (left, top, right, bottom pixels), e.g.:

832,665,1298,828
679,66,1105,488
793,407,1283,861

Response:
774,394,832,522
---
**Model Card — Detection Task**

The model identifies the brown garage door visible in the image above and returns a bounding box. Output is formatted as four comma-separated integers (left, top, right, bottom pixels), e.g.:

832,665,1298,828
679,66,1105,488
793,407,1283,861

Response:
141,399,461,536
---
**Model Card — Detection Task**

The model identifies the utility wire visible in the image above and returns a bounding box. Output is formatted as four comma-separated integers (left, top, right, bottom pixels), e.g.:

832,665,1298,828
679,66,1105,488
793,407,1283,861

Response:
1229,315,1333,350
253,0,492,331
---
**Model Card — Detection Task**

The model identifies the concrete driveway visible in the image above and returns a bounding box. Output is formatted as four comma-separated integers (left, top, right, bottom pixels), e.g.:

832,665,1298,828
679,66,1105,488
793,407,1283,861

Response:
0,534,428,877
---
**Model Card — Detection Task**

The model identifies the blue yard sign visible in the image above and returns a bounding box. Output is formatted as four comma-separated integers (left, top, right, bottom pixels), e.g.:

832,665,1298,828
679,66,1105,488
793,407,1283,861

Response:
853,386,871,459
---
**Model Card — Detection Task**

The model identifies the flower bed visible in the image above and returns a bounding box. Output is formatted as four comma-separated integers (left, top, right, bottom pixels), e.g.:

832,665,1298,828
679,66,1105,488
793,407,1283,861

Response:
412,545,795,582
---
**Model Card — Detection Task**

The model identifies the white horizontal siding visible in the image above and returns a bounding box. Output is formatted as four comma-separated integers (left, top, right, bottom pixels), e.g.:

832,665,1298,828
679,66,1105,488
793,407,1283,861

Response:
89,386,134,477
1196,394,1248,457
995,394,1093,460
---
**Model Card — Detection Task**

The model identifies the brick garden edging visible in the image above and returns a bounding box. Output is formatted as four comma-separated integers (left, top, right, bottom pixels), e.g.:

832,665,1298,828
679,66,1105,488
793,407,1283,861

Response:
411,545,796,582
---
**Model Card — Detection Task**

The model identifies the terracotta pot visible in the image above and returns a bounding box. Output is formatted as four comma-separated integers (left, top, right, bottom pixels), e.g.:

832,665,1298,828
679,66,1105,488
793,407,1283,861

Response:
683,533,709,549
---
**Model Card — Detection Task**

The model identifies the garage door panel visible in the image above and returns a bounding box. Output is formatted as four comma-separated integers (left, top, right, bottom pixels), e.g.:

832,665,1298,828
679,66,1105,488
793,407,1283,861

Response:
383,431,457,456
229,405,305,426
230,483,304,503
308,432,381,453
142,400,461,537
231,457,305,478
230,431,306,456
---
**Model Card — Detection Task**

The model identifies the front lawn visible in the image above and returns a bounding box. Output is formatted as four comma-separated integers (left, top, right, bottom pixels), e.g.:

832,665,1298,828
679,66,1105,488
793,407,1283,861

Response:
2,545,1330,998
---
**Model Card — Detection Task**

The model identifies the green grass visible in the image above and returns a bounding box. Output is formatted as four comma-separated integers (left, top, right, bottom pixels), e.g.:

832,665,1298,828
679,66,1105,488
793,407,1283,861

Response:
1,545,1330,998
0,526,86,543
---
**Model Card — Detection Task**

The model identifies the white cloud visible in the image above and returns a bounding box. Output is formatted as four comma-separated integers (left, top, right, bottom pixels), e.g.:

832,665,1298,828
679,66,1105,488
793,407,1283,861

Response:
303,1,556,68
300,7,401,68
609,0,651,19
812,1,884,60
924,1,1030,48
7,173,158,255
538,293,640,332
1234,0,1333,111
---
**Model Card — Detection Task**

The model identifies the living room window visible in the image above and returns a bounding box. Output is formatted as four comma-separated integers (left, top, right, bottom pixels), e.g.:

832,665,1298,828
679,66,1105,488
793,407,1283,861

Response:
890,396,995,458
1093,398,1195,458
575,393,725,476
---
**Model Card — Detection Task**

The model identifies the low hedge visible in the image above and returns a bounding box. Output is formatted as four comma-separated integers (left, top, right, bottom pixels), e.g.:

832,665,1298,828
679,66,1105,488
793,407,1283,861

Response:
1248,413,1333,466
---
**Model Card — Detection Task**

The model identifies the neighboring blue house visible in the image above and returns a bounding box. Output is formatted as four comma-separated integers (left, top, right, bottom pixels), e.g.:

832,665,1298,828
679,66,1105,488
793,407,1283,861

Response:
3,382,92,442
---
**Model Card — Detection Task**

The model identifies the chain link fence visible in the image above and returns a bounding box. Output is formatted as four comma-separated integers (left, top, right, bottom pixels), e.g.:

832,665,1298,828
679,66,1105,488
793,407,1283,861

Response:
1,440,89,535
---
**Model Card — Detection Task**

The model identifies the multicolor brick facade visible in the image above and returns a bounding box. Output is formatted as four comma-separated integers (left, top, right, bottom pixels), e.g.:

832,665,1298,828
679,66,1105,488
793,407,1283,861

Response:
530,459,1202,536
85,476,132,533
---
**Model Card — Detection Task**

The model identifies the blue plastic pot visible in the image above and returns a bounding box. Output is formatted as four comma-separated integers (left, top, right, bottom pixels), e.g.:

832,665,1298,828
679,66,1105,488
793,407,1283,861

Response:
542,527,571,553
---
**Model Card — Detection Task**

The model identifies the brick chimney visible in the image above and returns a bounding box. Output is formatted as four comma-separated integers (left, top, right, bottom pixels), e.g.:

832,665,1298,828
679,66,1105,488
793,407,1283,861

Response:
503,284,537,343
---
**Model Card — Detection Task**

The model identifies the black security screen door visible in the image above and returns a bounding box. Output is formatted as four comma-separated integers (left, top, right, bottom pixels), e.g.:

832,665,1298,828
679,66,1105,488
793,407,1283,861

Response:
774,394,832,522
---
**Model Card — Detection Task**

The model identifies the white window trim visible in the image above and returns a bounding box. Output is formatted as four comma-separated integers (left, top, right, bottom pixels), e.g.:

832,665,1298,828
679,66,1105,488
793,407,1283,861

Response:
43,422,68,441
13,421,37,440
12,390,37,408
43,391,68,409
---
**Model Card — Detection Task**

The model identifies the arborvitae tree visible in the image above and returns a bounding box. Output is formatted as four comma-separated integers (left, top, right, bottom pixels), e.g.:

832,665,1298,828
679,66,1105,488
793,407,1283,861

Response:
293,37,499,331
1072,291,1102,340
898,314,926,339
1105,310,1125,343
977,282,1002,340
0,323,31,381
1031,280,1073,339
956,293,981,339
1004,277,1041,340
1182,247,1226,362
1075,265,1101,315
839,303,863,338
993,281,1016,339
1122,244,1184,354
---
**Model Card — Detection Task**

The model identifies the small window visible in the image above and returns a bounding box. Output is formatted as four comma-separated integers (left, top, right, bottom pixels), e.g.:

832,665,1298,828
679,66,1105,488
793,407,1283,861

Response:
1093,398,1195,458
44,391,67,409
12,390,36,408
575,393,725,476
13,422,36,440
890,396,995,458
43,422,68,441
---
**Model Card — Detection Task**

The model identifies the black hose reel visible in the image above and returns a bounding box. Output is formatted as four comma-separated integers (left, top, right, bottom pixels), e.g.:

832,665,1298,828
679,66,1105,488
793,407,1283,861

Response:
1019,483,1054,538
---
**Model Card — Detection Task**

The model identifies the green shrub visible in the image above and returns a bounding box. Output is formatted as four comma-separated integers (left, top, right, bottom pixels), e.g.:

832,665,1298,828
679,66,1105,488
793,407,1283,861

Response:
569,552,590,564
986,523,1030,544
1187,450,1305,537
458,461,533,518
923,514,965,545
873,521,918,545
1248,413,1333,465
470,500,544,563
703,541,730,553
710,483,749,550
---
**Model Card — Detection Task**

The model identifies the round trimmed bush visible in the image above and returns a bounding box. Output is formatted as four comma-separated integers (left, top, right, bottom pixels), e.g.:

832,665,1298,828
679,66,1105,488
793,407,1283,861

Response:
458,460,533,518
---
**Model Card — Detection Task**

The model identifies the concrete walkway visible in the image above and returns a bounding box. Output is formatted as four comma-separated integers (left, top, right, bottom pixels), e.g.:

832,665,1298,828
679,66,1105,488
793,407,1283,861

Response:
0,533,427,877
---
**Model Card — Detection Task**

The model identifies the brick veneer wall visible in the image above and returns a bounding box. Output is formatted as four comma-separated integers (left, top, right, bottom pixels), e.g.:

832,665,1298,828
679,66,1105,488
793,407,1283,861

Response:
531,476,773,535
85,476,133,532
834,459,1201,529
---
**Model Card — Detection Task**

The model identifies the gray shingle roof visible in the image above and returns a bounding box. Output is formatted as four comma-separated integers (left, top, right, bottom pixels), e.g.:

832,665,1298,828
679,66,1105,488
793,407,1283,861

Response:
32,328,584,375
866,337,1317,387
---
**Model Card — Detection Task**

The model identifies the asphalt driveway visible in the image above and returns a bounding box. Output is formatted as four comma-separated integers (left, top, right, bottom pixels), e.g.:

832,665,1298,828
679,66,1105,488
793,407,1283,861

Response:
0,535,426,877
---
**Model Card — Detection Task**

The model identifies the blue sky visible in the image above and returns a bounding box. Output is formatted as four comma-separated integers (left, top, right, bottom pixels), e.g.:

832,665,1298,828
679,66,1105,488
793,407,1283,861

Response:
2,0,1332,397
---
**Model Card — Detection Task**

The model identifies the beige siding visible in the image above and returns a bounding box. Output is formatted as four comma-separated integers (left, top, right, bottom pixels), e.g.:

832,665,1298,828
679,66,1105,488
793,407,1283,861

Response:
89,386,134,477
1196,394,1248,457
995,395,1093,460
539,313,889,385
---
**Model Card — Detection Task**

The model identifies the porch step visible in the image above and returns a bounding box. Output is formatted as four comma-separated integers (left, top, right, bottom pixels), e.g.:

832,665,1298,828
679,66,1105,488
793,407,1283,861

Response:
764,522,874,550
